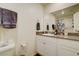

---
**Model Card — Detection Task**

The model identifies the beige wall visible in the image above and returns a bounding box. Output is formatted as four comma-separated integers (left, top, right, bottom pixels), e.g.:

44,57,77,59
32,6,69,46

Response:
17,4,44,55
0,4,18,43
0,3,44,55
43,4,56,31
43,14,55,31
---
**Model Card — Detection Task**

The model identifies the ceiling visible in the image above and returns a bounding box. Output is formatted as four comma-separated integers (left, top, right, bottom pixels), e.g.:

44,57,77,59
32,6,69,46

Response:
51,4,79,18
41,3,50,6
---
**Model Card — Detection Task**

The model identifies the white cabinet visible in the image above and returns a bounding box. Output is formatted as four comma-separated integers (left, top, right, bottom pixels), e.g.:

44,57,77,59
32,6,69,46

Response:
57,38,79,56
36,35,79,56
36,35,57,56
57,45,78,56
42,36,57,56
74,12,79,31
36,36,47,55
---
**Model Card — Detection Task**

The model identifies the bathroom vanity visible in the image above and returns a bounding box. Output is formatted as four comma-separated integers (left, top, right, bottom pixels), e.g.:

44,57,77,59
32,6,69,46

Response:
36,34,79,56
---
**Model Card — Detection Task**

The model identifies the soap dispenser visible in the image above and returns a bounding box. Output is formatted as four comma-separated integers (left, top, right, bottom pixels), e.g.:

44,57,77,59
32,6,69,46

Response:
46,24,49,33
36,20,40,31
47,24,49,31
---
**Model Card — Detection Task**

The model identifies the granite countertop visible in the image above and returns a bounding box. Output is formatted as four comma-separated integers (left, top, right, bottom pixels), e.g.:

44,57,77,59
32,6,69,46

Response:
36,34,79,41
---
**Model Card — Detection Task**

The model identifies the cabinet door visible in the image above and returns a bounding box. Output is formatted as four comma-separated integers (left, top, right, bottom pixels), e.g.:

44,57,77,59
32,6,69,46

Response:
36,36,47,55
57,38,79,56
57,45,77,56
36,36,57,56
43,36,56,56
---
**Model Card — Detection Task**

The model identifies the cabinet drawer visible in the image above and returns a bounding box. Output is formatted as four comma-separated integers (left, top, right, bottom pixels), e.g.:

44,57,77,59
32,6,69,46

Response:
43,37,56,44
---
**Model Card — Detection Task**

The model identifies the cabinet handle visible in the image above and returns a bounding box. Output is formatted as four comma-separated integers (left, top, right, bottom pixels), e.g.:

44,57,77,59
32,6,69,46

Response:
77,53,79,55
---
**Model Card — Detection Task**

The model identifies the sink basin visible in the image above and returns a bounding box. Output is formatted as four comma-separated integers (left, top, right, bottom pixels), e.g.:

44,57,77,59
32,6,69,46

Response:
42,33,55,36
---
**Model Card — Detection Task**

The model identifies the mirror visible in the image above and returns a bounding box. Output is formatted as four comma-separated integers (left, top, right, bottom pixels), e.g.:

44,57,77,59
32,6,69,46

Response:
50,4,79,32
